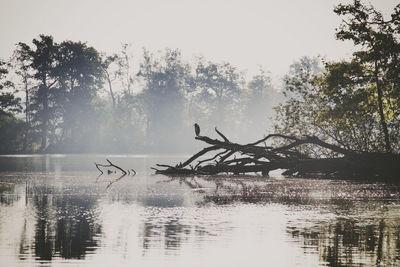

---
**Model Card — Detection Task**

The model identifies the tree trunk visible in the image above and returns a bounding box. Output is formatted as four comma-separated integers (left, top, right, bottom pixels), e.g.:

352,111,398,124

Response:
106,71,116,110
23,74,30,152
100,66,116,110
374,60,391,152
40,80,49,151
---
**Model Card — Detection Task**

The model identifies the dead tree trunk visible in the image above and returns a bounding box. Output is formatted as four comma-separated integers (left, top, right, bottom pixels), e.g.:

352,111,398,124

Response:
153,126,400,180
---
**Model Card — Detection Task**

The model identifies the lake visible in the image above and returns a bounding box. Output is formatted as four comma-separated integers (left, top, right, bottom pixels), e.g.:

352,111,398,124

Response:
0,154,399,267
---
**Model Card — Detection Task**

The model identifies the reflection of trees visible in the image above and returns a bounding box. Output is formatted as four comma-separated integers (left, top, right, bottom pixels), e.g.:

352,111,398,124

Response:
287,217,400,267
25,185,101,260
164,219,189,249
141,217,190,251
33,194,54,260
4,173,400,265
162,176,400,266
0,183,19,205
53,196,101,259
140,213,215,253
142,221,162,250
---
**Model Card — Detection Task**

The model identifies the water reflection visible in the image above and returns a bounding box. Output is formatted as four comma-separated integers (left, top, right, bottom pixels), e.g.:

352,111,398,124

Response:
0,155,399,267
161,176,400,266
141,213,191,252
0,182,20,205
287,217,400,267
22,186,102,260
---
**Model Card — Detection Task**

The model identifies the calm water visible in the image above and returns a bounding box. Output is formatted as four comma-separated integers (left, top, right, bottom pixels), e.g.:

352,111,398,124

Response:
0,154,399,267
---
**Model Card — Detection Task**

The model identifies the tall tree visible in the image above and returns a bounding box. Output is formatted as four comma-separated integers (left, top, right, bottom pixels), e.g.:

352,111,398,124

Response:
275,1,400,154
242,68,279,139
193,59,243,131
0,60,21,116
0,60,23,153
274,57,328,144
137,48,192,150
54,40,104,147
118,43,136,96
334,0,400,152
11,43,35,151
101,54,119,110
100,44,136,110
15,36,105,152
18,35,58,151
100,46,147,152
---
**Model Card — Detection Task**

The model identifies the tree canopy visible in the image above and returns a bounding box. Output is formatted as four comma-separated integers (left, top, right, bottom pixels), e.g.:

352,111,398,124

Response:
275,0,400,154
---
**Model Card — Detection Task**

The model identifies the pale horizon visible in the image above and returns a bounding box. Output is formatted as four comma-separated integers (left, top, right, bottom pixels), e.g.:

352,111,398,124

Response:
1,0,398,80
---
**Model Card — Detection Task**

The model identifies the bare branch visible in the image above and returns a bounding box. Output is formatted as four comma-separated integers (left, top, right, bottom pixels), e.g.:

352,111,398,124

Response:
215,127,230,142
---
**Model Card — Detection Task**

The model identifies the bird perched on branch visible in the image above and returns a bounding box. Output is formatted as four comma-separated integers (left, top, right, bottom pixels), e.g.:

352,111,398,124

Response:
194,123,200,136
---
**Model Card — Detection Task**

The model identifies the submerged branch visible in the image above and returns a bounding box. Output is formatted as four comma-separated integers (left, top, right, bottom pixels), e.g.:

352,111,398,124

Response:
95,159,136,177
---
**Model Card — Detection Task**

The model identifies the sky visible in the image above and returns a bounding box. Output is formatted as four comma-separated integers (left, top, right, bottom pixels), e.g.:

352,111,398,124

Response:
1,0,399,79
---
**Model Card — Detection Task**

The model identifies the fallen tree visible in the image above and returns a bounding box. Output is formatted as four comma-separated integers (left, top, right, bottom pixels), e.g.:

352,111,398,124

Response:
152,125,400,180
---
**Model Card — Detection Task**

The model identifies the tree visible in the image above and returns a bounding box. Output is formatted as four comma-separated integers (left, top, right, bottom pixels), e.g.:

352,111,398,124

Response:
192,59,244,134
0,60,24,153
275,1,400,154
101,54,119,110
15,36,105,152
11,43,35,151
18,35,58,151
334,0,400,152
118,43,136,96
242,68,279,139
274,57,323,134
274,57,338,155
53,40,104,149
0,60,21,116
137,48,192,150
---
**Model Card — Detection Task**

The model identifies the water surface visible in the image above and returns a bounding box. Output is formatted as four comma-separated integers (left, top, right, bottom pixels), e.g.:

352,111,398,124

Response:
0,154,399,267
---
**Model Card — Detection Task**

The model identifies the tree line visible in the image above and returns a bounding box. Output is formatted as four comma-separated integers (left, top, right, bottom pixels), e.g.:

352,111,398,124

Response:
1,0,399,155
0,38,279,153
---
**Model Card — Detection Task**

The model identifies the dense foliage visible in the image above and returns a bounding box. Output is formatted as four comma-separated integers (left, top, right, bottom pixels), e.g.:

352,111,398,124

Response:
0,60,24,153
275,0,400,154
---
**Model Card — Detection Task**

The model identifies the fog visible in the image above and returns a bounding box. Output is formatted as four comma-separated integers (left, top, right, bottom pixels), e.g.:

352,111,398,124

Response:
1,40,284,154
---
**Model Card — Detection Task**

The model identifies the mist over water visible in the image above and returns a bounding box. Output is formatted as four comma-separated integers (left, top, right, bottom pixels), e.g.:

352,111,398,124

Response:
0,155,399,267
3,42,284,154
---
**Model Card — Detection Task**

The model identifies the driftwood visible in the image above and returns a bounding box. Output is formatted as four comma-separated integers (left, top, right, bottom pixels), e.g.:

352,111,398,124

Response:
95,159,136,176
153,126,400,180
95,159,136,188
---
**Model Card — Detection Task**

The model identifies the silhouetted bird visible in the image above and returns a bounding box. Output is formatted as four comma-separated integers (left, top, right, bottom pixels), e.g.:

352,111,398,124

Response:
194,123,200,136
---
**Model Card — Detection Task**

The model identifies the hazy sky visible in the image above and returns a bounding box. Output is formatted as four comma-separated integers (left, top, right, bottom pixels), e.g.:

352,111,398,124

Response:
0,0,398,78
